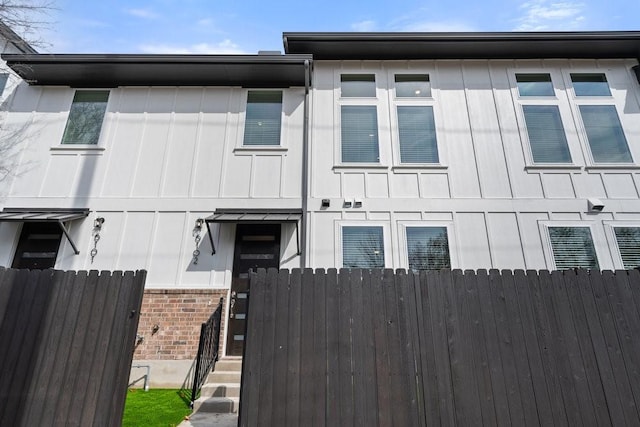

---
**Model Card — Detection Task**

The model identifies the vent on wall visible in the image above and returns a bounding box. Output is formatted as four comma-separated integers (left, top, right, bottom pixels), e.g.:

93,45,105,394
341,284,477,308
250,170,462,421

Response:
633,65,640,84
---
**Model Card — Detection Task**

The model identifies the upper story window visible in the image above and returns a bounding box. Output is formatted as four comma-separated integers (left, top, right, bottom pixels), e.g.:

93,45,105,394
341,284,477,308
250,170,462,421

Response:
341,105,379,163
613,227,640,269
516,73,555,97
571,73,611,96
406,226,450,270
549,226,599,270
342,226,385,268
243,91,283,146
341,74,376,97
61,90,109,145
397,106,438,163
395,74,431,97
579,105,631,164
522,105,571,163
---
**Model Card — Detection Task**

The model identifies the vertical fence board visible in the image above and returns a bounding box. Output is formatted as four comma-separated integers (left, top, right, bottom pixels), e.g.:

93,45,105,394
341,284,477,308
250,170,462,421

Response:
336,268,354,425
325,268,340,426
257,269,277,423
297,268,315,427
271,269,291,425
285,269,302,426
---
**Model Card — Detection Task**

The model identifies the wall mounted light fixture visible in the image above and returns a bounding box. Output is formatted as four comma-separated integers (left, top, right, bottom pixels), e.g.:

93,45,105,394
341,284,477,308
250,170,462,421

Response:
90,217,105,263
192,218,204,264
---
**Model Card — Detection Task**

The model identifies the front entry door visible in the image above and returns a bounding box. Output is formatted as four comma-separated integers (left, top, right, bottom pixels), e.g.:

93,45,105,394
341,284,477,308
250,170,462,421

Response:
227,223,281,356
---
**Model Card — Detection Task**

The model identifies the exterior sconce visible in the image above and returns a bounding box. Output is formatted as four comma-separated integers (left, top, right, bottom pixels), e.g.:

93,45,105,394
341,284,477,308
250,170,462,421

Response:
192,218,204,264
588,198,604,213
90,217,105,263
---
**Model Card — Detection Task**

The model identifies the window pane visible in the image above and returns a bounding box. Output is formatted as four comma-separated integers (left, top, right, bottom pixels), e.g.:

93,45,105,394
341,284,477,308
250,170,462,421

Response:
523,105,571,163
397,106,438,163
341,106,379,163
614,227,640,269
342,226,384,268
516,74,554,96
243,91,282,146
341,74,376,97
61,90,109,145
395,74,431,97
571,73,611,96
0,73,8,94
549,227,599,269
406,227,450,270
579,105,632,163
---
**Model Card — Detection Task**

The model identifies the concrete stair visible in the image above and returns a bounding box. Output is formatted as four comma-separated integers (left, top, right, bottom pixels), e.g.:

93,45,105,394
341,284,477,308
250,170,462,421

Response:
192,358,242,414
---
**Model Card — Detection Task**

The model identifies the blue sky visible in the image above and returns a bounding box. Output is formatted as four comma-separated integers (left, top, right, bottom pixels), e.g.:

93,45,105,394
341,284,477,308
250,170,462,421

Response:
37,0,640,54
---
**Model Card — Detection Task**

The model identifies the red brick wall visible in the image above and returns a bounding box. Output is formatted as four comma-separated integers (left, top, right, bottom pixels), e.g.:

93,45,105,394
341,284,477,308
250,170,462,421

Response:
133,289,228,360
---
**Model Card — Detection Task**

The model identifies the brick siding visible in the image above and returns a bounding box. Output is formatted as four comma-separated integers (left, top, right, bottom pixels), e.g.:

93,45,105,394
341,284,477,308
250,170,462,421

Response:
133,289,228,360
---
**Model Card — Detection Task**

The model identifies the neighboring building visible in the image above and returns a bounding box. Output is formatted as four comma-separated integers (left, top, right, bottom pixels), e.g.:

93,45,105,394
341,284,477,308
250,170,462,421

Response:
1,31,640,385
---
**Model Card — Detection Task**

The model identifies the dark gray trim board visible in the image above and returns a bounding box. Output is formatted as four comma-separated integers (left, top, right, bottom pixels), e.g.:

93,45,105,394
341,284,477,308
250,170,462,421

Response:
1,54,313,87
283,31,640,59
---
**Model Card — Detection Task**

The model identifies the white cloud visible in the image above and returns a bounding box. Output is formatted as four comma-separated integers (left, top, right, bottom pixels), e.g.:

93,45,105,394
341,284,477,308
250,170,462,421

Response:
138,39,246,54
125,8,159,20
400,21,476,32
514,1,585,30
351,20,377,32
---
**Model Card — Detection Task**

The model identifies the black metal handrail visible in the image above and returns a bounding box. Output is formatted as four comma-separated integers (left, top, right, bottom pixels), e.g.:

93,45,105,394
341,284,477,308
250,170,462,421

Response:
190,297,224,408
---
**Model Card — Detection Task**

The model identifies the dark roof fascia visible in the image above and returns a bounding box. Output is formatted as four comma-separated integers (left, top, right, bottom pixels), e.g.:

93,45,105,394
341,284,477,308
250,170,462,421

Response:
0,53,313,87
283,31,640,60
0,21,37,54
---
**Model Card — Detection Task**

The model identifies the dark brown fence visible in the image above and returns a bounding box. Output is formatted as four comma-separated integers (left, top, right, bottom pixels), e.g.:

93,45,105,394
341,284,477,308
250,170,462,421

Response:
0,268,146,427
240,268,640,427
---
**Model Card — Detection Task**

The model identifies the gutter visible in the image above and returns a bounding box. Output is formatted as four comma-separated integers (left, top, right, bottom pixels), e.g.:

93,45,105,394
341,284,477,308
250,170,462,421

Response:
301,59,311,268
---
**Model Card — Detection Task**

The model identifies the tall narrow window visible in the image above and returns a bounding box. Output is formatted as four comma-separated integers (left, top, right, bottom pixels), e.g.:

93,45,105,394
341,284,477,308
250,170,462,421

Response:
571,73,611,96
522,105,571,163
397,106,438,163
341,74,376,97
342,226,384,268
516,73,554,97
395,74,431,97
614,227,640,269
406,227,450,270
549,227,599,269
243,91,282,146
341,106,379,163
61,90,109,145
579,105,631,163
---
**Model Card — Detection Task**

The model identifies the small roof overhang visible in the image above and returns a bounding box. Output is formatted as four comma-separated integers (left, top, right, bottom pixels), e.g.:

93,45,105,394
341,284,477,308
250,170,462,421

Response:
1,54,313,88
204,209,303,255
0,208,89,255
283,31,640,60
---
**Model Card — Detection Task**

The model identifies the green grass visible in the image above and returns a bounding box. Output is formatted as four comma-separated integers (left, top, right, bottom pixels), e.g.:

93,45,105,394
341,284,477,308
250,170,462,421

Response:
122,389,192,427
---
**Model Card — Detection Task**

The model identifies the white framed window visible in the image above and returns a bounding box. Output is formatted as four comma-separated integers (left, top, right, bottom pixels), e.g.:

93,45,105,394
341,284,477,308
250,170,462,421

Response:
394,74,431,98
61,90,110,145
571,73,612,97
398,221,456,270
341,105,379,163
603,221,640,269
510,71,578,167
341,74,376,98
337,222,390,269
242,90,283,146
541,223,600,270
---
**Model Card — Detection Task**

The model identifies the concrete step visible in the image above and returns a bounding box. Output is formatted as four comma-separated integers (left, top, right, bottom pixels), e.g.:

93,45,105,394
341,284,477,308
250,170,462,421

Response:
193,396,240,414
214,359,242,372
208,371,241,383
200,383,241,398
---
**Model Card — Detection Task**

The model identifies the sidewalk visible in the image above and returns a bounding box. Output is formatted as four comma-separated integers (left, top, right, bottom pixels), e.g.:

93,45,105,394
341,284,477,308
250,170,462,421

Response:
178,412,238,427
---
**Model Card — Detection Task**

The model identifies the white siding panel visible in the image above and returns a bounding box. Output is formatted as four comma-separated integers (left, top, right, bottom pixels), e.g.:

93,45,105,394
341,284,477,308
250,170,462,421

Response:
36,87,70,113
391,174,419,198
162,114,199,197
367,173,389,198
131,113,171,197
463,62,511,198
455,212,491,269
73,154,105,198
101,118,144,196
487,212,525,269
343,173,366,198
192,114,227,197
9,84,41,112
253,156,282,198
603,174,639,199
437,62,480,198
518,212,549,269
0,223,19,267
574,173,607,199
40,154,78,197
541,173,576,198
420,173,450,198
148,212,185,287
423,212,454,221
221,155,252,197
309,212,342,268
117,212,155,272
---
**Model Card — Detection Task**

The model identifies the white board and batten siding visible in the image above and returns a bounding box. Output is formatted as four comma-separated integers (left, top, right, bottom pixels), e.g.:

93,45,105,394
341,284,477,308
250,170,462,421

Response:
0,85,306,288
307,59,640,271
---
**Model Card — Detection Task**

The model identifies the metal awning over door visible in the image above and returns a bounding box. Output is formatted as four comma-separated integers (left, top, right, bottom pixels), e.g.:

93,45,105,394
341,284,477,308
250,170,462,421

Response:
0,208,90,254
204,209,303,255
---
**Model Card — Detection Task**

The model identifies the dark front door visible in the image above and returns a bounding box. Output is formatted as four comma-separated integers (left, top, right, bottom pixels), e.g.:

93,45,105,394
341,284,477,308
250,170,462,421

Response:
12,222,63,269
227,223,281,356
